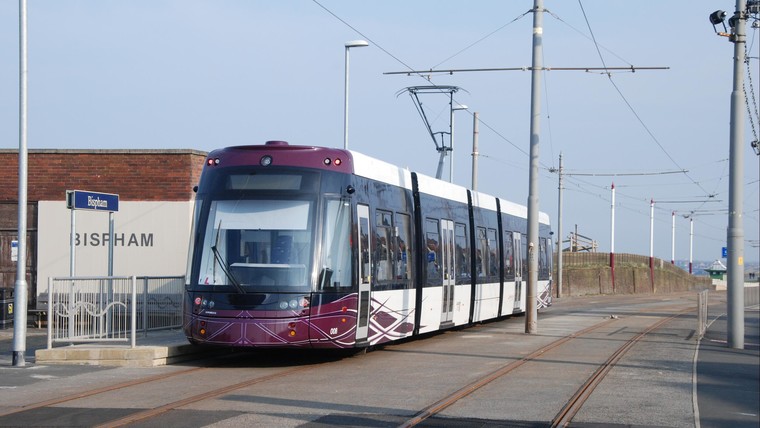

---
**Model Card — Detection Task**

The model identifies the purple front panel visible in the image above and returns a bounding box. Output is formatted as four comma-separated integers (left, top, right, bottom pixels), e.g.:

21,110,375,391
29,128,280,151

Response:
307,294,358,349
184,294,360,349
205,143,355,174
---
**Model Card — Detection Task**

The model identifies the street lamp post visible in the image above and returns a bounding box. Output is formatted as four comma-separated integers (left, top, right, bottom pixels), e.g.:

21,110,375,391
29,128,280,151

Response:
343,40,368,150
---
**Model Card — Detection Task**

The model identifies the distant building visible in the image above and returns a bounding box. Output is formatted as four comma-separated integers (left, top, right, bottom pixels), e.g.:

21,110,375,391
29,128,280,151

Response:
704,259,727,281
0,149,207,309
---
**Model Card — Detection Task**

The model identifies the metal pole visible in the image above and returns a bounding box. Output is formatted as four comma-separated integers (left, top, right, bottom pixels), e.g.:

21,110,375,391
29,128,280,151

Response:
70,209,75,276
108,212,115,337
449,94,455,183
727,0,747,349
108,212,114,276
525,0,543,334
649,199,655,292
671,211,676,264
343,40,368,150
689,216,694,274
471,112,479,190
610,182,615,292
343,45,351,150
556,153,564,298
12,0,29,367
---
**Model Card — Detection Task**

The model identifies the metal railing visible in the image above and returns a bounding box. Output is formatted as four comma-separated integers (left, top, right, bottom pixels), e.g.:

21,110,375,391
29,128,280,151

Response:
137,276,185,335
46,275,184,349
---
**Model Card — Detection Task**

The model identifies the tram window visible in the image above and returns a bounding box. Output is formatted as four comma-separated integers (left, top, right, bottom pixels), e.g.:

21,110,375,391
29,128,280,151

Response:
538,238,547,279
425,219,441,286
197,199,313,290
476,227,487,277
375,210,394,282
546,237,553,278
455,223,470,284
359,216,370,284
395,213,412,281
487,228,498,277
503,231,515,280
320,198,352,289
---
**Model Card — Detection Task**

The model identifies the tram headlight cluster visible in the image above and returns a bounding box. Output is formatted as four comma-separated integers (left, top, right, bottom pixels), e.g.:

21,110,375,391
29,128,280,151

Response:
194,296,214,309
278,296,310,310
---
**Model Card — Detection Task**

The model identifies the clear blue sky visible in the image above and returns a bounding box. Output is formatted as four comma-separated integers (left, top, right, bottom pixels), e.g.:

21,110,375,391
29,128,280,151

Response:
1,1,759,264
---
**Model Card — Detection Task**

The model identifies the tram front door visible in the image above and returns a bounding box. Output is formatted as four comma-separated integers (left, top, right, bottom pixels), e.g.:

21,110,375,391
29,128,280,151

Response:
440,219,455,325
356,204,371,343
513,233,523,312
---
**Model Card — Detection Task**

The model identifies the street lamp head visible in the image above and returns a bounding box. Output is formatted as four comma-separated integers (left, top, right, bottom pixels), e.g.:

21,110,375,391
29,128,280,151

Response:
453,104,468,111
709,10,726,25
345,40,369,48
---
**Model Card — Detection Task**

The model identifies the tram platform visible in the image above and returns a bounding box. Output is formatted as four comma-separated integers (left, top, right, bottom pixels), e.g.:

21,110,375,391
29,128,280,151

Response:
0,328,199,367
1,292,758,427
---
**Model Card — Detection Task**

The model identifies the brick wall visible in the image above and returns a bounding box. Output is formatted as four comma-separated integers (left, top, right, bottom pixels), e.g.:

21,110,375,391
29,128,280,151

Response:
0,149,208,202
0,149,207,298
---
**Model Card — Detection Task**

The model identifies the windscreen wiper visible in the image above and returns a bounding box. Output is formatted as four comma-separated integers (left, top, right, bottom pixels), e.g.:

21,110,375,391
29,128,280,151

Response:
211,220,246,294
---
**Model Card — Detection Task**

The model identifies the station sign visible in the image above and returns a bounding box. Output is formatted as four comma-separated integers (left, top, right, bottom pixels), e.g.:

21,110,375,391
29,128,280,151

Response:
722,246,728,258
66,190,119,212
11,240,17,262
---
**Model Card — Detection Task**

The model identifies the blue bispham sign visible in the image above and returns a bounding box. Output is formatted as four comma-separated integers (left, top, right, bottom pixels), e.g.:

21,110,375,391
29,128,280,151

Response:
66,190,119,212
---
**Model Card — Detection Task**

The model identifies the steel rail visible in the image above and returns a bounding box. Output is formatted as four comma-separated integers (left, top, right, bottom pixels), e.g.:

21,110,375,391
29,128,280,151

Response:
399,302,696,428
398,317,619,428
95,364,316,428
0,365,206,418
550,308,692,427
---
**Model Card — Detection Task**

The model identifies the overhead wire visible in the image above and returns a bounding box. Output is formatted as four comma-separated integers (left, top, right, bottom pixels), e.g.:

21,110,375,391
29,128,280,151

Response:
576,0,712,199
312,0,750,257
431,10,532,69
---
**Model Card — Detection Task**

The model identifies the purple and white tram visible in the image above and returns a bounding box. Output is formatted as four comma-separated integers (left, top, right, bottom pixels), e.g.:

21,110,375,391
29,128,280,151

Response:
183,141,553,349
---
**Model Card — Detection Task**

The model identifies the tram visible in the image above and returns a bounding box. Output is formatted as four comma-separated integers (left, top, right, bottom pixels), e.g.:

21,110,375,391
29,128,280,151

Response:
183,141,553,349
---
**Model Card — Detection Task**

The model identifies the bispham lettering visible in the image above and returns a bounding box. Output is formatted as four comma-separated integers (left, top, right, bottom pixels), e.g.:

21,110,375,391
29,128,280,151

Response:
74,233,154,247
87,196,109,209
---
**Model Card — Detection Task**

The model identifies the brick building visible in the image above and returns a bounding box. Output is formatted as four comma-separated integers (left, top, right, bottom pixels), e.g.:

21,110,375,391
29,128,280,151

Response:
0,149,207,308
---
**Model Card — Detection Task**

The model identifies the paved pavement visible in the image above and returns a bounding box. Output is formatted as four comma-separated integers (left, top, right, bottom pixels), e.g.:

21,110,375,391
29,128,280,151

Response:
0,292,757,427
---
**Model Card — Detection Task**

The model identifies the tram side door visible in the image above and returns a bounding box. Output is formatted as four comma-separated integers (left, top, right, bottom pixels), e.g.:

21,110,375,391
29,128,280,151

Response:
513,233,523,311
356,204,372,343
440,219,455,324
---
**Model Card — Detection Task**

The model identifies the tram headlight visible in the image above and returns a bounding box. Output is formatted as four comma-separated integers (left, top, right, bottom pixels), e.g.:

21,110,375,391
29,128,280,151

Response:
260,155,273,166
279,301,289,310
288,299,299,309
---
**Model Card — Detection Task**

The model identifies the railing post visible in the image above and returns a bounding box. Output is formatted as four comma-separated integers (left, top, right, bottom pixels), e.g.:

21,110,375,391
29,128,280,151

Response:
47,277,53,349
697,289,709,339
131,276,137,348
143,277,149,338
68,278,75,344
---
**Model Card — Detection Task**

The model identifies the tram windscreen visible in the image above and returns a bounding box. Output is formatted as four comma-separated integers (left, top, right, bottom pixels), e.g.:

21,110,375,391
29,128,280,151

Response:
197,199,314,292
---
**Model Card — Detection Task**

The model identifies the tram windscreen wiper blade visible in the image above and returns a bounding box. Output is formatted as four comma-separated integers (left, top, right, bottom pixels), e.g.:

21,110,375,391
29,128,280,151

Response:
211,220,246,294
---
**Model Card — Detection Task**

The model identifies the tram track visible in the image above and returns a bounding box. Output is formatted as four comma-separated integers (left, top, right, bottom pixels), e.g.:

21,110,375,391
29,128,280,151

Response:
549,310,689,427
94,364,317,428
0,297,704,427
0,349,329,420
400,304,695,427
0,365,207,418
